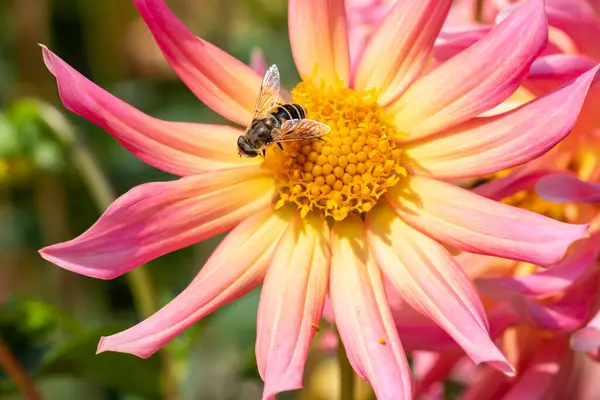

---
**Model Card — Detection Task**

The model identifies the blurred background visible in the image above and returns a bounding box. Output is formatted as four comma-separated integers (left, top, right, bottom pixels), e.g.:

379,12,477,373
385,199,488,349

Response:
0,0,353,399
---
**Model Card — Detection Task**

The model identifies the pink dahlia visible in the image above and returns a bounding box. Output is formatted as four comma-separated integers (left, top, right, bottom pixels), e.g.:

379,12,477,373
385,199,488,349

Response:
39,0,596,398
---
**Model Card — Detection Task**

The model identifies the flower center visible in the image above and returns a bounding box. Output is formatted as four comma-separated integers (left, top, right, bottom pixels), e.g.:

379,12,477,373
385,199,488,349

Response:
264,79,407,221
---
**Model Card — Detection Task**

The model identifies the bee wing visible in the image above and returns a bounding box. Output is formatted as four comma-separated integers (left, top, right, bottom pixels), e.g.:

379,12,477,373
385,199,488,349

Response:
270,119,331,143
251,64,281,121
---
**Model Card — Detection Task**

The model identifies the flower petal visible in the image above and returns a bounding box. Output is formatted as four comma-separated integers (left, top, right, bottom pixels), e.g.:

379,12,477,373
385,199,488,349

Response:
288,0,350,85
132,0,277,126
537,174,600,203
477,240,600,301
367,205,514,375
39,166,275,279
96,208,292,358
433,27,490,63
256,213,330,400
42,46,254,176
501,336,569,400
572,309,600,352
387,176,589,266
509,270,598,331
330,216,413,399
405,66,599,179
546,0,600,60
528,54,598,81
387,0,547,140
473,167,559,201
352,0,452,104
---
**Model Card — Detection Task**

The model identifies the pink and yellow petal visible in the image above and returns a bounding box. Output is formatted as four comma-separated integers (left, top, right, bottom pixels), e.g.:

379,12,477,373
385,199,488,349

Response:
40,166,275,279
367,205,514,375
289,0,350,85
42,46,254,176
330,216,413,400
387,0,547,140
256,213,330,400
405,66,599,179
387,176,589,266
352,0,452,104
97,208,293,358
132,0,281,126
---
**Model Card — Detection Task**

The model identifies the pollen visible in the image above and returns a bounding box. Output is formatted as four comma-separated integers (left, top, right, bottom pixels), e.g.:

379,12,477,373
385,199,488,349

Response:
265,78,407,220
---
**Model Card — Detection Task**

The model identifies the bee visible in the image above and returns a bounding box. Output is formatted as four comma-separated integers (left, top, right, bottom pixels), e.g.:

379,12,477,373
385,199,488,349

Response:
237,64,331,157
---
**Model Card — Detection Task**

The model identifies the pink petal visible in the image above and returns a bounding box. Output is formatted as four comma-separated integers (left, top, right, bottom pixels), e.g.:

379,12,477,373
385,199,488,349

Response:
256,214,330,400
352,0,452,104
413,351,463,399
96,208,292,358
330,216,413,399
537,174,600,203
405,66,599,179
132,0,279,126
433,27,491,63
473,166,559,201
571,309,600,352
367,205,514,375
477,240,600,301
250,47,268,76
40,166,275,279
528,54,598,81
42,46,253,176
502,336,569,400
288,0,350,85
387,0,548,140
509,270,598,331
546,0,600,60
387,176,589,266
460,367,510,400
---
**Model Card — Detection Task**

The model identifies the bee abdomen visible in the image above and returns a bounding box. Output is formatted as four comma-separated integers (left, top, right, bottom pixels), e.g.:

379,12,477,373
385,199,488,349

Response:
272,103,306,122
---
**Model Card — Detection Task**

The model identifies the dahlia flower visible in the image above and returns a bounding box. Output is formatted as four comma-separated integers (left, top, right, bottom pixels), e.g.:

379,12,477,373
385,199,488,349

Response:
39,0,596,398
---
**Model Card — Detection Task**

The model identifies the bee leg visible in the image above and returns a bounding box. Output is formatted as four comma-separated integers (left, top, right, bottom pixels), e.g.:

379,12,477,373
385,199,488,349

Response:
262,148,266,158
277,142,284,151
316,136,327,142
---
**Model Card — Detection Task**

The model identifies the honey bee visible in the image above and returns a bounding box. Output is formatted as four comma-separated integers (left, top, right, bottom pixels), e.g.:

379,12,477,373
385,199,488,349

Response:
237,64,331,157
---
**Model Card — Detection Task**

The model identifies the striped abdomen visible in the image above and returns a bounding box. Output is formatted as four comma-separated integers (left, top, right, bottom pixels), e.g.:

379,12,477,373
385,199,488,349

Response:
271,103,307,122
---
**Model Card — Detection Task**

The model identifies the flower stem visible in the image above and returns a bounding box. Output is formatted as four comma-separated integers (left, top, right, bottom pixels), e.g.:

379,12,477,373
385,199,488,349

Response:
337,340,355,400
33,100,180,399
0,336,43,400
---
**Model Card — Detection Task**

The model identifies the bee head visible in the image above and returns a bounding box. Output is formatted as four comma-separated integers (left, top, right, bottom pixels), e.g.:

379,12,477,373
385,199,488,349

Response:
237,135,259,158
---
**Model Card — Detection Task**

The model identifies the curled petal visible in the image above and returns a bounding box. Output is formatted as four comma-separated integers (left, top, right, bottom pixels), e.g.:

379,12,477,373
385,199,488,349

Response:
406,66,599,179
42,46,253,176
256,214,330,400
97,208,292,358
528,54,598,81
460,367,510,400
387,176,589,266
352,0,452,104
40,166,275,279
330,216,413,399
413,351,463,399
509,270,598,331
387,0,547,140
289,0,350,85
367,205,513,375
477,240,600,301
537,174,600,203
571,309,600,352
132,0,278,126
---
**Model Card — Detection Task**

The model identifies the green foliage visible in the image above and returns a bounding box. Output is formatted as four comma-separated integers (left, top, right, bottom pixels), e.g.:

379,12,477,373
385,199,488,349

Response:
0,296,161,398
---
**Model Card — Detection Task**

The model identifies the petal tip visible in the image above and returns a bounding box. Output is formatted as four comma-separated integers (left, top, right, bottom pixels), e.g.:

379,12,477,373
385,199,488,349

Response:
486,360,516,377
39,244,123,281
571,327,600,352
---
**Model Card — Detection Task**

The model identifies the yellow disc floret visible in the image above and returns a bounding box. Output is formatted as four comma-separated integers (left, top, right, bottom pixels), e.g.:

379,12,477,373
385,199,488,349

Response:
265,78,407,221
